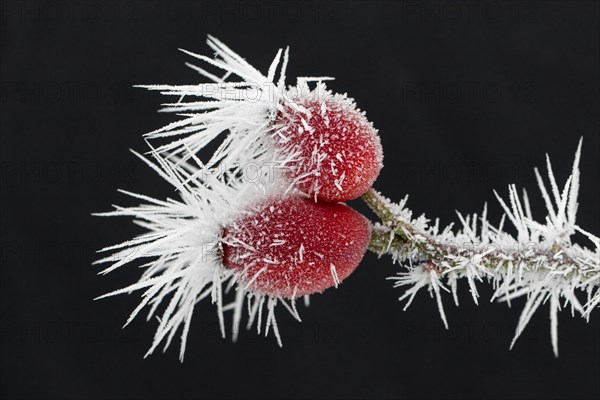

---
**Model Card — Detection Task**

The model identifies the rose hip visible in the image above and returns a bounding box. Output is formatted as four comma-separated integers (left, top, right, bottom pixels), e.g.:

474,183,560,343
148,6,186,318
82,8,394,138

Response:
273,93,383,202
222,195,371,297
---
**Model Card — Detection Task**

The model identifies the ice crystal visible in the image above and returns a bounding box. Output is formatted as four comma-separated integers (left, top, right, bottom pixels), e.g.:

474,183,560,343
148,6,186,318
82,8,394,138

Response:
138,36,381,201
137,35,296,175
95,146,307,360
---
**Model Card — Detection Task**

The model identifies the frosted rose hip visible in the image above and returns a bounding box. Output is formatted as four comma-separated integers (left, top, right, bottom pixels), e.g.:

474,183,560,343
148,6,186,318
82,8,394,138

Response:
272,92,383,202
222,195,371,298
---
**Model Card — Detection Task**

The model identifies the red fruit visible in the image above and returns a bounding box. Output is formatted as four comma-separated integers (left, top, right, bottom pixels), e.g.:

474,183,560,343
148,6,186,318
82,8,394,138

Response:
222,195,371,298
272,92,383,202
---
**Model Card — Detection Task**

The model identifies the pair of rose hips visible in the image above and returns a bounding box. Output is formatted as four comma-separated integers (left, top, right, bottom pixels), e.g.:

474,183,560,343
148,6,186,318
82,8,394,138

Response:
222,95,382,298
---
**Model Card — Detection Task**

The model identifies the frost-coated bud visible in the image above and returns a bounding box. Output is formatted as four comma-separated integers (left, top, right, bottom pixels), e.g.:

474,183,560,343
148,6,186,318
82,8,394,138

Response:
273,90,383,202
222,195,371,298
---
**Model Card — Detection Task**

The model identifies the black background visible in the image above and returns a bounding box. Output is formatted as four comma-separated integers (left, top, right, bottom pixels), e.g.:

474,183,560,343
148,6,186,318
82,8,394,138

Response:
1,1,599,399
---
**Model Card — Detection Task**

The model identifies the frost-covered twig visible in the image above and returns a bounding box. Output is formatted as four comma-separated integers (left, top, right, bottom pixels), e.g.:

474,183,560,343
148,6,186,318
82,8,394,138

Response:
363,140,599,356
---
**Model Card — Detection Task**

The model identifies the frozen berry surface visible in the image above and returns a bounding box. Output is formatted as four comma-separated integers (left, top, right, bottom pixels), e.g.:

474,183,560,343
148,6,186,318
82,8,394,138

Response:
272,90,383,202
222,195,371,297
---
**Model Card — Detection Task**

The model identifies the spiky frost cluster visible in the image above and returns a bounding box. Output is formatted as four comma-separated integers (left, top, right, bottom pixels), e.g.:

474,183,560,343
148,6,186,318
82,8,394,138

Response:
139,36,381,201
138,36,327,177
365,141,599,356
96,149,312,360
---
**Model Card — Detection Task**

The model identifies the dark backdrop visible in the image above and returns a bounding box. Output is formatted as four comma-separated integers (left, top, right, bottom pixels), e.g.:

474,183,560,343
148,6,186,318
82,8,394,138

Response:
1,1,599,399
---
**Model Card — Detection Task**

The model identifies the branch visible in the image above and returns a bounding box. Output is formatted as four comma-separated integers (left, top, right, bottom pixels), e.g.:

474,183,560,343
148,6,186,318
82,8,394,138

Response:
363,141,600,356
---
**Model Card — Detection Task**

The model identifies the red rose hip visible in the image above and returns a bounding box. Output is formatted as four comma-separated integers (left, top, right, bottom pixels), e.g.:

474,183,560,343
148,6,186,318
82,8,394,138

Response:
222,195,371,298
272,90,383,202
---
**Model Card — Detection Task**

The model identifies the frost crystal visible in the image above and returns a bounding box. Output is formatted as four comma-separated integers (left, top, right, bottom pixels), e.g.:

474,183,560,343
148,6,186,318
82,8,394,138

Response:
138,36,381,201
365,140,599,356
138,36,301,177
95,147,307,360
138,35,285,171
